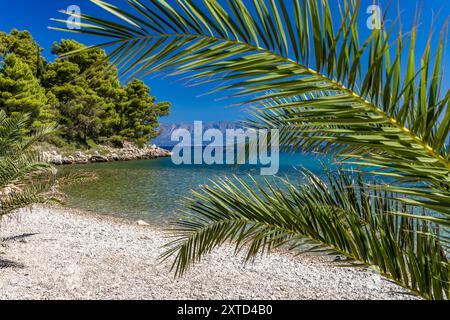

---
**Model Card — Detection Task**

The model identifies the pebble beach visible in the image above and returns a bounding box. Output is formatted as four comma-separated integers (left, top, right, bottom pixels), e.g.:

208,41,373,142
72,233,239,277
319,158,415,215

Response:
0,206,417,300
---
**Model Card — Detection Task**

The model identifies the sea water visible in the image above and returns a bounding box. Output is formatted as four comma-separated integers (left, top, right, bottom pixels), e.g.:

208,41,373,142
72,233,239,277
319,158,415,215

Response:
62,149,327,225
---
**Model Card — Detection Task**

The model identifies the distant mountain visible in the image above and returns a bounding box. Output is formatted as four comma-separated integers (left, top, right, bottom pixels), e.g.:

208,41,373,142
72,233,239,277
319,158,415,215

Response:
151,121,240,147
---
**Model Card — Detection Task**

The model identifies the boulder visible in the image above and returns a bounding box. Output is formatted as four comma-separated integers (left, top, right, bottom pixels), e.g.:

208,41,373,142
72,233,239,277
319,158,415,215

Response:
89,155,108,162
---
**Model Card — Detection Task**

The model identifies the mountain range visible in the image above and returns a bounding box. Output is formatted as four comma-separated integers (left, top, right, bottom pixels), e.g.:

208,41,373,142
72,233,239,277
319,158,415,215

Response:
151,122,241,147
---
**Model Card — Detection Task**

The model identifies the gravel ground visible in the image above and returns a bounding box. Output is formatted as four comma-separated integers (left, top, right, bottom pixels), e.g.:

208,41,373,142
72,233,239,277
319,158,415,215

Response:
0,206,417,300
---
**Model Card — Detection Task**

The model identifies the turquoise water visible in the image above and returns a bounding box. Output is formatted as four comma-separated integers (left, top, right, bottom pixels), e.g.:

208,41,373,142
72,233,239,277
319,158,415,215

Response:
62,151,325,225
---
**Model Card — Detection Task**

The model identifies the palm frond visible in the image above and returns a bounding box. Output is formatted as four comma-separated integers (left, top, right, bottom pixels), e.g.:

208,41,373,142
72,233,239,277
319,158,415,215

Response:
0,110,60,217
51,0,450,223
50,1,450,299
162,168,449,300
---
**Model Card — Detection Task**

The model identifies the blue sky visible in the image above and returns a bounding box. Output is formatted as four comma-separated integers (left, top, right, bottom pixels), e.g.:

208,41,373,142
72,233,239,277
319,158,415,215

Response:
1,0,449,122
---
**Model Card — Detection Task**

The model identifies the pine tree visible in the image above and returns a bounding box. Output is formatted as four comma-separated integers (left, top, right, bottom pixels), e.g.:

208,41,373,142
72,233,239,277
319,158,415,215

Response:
0,34,170,146
45,40,170,146
118,80,170,145
44,40,121,143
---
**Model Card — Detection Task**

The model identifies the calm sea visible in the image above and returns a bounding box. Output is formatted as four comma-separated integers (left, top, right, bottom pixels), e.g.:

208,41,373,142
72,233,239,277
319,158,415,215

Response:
62,148,327,225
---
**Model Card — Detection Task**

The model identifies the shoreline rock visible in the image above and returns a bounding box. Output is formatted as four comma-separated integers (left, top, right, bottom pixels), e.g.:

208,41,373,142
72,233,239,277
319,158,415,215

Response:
40,142,172,165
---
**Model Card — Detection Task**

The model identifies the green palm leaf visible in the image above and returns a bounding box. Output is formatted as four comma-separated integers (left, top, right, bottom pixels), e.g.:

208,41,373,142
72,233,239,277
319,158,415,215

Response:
0,111,60,216
162,168,449,300
51,0,450,224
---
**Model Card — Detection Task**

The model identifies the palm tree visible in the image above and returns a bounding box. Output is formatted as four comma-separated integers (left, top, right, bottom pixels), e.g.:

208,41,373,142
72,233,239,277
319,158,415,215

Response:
52,0,450,299
0,110,60,216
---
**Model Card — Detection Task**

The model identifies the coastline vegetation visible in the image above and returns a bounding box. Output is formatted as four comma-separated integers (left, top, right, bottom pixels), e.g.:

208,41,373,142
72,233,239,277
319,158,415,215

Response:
0,30,170,148
54,0,450,300
0,29,168,235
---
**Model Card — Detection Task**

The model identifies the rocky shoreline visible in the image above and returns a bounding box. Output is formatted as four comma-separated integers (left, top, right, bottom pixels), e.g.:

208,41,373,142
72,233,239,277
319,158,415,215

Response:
40,143,171,165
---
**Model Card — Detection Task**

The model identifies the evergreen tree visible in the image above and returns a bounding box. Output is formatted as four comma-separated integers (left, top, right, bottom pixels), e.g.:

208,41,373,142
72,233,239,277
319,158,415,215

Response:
45,40,169,146
44,40,121,143
0,54,53,128
0,33,170,146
